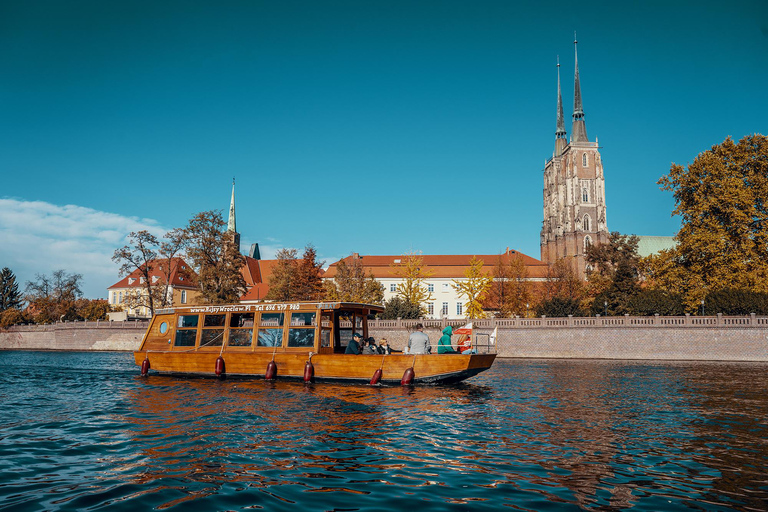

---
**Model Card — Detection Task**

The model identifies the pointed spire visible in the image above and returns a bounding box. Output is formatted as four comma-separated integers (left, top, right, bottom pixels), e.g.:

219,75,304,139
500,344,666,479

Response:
227,178,236,233
571,33,588,143
555,56,567,156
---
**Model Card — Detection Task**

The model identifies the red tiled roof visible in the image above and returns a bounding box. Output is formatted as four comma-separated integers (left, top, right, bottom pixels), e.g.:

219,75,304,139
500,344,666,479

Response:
324,250,549,279
108,257,198,289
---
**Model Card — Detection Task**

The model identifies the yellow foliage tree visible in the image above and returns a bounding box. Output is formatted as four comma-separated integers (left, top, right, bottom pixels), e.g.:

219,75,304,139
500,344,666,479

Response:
390,251,434,316
654,134,768,310
452,256,493,319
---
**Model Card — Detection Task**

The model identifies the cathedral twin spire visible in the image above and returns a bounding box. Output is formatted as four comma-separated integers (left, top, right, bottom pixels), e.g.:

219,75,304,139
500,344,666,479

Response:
555,35,588,153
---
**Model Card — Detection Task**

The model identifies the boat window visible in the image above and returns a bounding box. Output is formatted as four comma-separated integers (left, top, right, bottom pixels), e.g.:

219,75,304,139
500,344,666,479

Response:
320,313,332,348
338,311,354,349
287,312,317,348
204,314,226,327
257,313,284,347
228,312,254,347
159,322,168,334
178,315,198,328
230,313,254,328
200,314,225,347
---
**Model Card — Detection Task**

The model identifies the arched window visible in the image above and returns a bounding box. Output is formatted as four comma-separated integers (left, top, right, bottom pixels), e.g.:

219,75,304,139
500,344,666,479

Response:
582,154,588,166
582,187,589,203
583,214,591,232
584,235,592,250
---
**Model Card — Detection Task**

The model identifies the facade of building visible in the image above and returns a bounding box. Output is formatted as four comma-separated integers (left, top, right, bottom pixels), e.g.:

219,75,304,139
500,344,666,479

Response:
107,257,200,318
540,40,609,279
324,249,549,319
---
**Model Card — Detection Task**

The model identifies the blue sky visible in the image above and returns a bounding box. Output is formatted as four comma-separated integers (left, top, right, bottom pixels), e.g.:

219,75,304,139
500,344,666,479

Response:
1,1,767,298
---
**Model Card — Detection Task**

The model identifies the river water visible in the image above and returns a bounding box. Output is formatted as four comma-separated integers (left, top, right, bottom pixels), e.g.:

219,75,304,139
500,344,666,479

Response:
1,351,767,511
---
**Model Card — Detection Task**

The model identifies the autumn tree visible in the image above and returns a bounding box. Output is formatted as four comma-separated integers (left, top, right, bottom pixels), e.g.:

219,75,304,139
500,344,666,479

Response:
452,256,493,318
486,253,530,317
326,258,384,304
0,267,24,312
651,134,768,310
266,248,298,301
536,258,584,317
585,232,642,315
293,245,325,301
112,229,189,315
184,210,246,304
390,251,434,316
25,270,83,323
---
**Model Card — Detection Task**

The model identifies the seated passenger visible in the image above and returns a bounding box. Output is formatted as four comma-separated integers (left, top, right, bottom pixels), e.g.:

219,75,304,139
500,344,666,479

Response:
377,338,392,355
362,337,378,354
345,332,363,354
437,326,459,354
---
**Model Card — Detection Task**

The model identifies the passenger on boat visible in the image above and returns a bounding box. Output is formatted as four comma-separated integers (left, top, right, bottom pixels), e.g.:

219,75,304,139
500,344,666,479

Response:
362,337,378,354
406,323,431,354
377,338,392,355
345,333,363,354
437,326,459,354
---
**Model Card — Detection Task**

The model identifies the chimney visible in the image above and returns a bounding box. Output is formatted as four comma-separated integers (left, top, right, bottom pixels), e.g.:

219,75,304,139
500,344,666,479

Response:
352,252,360,260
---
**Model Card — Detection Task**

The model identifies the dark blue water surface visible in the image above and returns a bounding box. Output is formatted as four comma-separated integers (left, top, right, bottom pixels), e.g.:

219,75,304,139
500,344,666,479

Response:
1,352,767,511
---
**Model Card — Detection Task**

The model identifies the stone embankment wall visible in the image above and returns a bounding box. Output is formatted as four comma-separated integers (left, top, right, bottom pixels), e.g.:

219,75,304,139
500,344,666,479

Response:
2,315,768,361
0,320,148,352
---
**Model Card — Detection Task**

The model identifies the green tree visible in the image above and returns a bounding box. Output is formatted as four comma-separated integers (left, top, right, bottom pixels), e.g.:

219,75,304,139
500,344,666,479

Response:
184,210,246,304
452,256,493,318
390,251,434,316
654,134,768,310
380,296,422,319
327,258,384,304
0,267,24,312
585,232,641,315
535,297,584,317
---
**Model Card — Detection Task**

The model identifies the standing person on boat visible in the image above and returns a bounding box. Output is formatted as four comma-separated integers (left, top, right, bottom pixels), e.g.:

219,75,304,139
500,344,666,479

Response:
377,338,392,355
346,333,363,354
406,323,431,354
437,326,459,354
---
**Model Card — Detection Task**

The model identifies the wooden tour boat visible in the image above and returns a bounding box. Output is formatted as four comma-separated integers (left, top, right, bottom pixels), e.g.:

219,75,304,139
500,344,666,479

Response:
134,301,496,385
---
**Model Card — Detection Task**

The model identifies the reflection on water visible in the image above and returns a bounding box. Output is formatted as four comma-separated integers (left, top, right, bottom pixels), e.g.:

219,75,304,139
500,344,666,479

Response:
1,352,767,511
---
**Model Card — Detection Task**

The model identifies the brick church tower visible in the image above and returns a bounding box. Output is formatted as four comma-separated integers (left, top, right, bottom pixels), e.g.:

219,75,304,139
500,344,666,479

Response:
540,38,609,279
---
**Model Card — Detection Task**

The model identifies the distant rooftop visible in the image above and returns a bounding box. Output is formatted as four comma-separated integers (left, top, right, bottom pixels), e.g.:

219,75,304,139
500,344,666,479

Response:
636,236,676,258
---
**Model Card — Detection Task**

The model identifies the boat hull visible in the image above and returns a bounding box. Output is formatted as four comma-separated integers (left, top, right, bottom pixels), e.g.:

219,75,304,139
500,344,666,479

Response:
134,351,496,385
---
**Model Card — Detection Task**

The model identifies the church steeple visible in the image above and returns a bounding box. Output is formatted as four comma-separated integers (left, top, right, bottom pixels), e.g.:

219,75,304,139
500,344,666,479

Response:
555,56,567,156
571,34,588,143
227,178,241,254
228,178,237,233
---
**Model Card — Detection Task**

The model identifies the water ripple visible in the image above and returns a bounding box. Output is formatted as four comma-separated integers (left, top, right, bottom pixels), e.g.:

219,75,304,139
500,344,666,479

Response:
2,352,768,510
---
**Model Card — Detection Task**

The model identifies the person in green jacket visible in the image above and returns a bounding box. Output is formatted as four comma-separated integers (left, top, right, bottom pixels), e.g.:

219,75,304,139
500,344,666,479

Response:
437,325,458,354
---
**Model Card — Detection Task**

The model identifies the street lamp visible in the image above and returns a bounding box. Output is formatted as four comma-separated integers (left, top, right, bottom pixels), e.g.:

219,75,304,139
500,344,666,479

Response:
604,300,608,317
526,303,529,318
701,299,705,316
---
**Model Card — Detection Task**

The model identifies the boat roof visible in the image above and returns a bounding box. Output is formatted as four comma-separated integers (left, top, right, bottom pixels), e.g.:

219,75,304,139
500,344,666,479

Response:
154,301,384,316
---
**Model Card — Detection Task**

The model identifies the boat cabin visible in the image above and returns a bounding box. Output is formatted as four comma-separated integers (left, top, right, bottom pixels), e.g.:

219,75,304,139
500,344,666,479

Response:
139,302,384,355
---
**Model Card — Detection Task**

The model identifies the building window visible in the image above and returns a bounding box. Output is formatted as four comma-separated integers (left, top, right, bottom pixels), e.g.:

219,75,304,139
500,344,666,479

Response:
582,154,588,166
390,283,397,292
181,290,187,304
457,302,463,316
584,236,593,251
582,187,589,203
441,302,449,316
118,292,123,303
111,292,116,304
427,283,434,293
583,214,591,231
139,277,145,284
128,278,135,285
442,283,449,292
427,303,434,316
152,276,159,284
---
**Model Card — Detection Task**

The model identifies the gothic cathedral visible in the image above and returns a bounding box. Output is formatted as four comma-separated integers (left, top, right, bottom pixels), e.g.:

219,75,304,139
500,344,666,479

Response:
540,39,609,279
